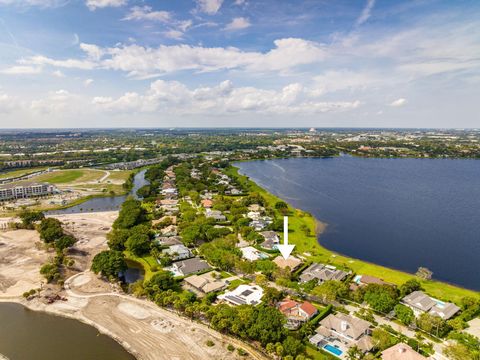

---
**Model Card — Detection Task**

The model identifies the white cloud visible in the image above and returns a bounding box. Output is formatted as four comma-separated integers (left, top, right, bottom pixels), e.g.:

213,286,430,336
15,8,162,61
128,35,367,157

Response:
356,0,375,26
20,38,327,78
31,89,75,114
234,0,245,5
224,17,250,31
0,65,41,75
93,79,361,115
84,78,94,87
123,6,171,22
390,98,407,107
0,93,19,113
85,0,126,11
164,30,185,40
195,0,223,15
52,70,65,77
80,43,104,61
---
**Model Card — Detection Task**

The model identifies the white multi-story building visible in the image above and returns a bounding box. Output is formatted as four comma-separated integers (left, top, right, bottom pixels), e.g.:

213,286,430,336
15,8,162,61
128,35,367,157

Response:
0,182,57,201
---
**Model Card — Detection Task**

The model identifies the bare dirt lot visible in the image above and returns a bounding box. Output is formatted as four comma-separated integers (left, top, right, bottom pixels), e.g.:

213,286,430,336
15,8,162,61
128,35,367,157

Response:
0,211,266,360
0,230,50,298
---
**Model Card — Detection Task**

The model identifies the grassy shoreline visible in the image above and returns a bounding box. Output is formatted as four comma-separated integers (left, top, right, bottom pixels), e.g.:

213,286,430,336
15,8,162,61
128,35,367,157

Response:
227,165,479,304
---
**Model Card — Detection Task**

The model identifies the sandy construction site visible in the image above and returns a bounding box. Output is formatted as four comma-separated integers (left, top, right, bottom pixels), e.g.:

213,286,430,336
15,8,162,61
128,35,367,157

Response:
0,211,266,360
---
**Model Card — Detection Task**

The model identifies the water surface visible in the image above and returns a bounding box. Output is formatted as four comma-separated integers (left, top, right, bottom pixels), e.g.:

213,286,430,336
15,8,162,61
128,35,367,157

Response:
237,157,480,290
48,169,148,215
0,302,135,360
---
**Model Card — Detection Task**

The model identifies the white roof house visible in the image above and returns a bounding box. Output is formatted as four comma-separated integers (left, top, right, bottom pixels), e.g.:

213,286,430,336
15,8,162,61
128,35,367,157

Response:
240,246,269,261
218,284,264,306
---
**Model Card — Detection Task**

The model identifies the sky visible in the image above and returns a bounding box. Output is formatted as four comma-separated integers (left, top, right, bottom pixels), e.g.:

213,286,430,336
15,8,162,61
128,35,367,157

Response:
0,0,479,128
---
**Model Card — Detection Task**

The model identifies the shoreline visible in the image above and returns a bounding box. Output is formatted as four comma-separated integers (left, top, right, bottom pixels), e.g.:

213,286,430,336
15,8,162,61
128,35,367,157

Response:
229,164,479,302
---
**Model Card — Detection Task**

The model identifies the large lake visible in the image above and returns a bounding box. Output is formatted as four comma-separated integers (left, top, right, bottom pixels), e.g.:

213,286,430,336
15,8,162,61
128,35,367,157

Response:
0,303,135,360
237,157,480,290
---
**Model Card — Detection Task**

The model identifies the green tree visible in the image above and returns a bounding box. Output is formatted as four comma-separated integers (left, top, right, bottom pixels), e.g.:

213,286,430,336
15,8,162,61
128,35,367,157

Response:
363,284,398,313
38,218,64,243
144,271,178,297
394,304,414,325
371,328,398,351
400,279,423,297
54,234,76,253
91,250,127,279
311,280,349,303
125,232,151,256
282,336,304,357
40,262,60,282
19,209,44,228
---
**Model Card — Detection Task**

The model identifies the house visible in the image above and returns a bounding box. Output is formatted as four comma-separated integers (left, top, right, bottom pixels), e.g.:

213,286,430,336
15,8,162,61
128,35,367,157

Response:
401,291,460,320
381,343,426,360
162,244,192,261
218,284,264,306
156,199,178,206
201,199,213,208
247,211,262,220
168,258,211,277
249,219,269,231
259,231,280,250
278,298,318,329
183,272,227,295
206,209,227,222
247,204,264,212
273,256,302,270
309,313,373,357
240,246,269,261
350,274,390,291
299,263,348,284
154,235,183,247
160,225,178,237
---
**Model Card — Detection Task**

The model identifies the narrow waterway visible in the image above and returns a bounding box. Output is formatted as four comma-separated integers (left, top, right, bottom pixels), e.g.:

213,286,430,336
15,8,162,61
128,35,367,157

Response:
0,302,135,360
48,169,148,215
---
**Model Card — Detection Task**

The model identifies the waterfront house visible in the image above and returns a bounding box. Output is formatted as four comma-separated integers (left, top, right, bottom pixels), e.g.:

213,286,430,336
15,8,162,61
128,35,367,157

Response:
299,263,348,284
309,313,373,357
350,274,390,291
278,298,318,329
168,258,211,277
218,284,264,306
162,244,192,261
401,291,460,320
273,255,302,271
240,246,269,261
381,343,427,360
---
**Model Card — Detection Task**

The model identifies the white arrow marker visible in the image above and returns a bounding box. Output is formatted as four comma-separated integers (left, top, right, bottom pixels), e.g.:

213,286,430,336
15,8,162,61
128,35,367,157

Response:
278,216,295,260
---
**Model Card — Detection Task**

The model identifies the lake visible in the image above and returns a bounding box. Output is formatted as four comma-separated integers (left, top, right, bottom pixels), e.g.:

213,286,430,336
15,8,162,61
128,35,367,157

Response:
0,302,135,360
48,169,148,215
236,157,480,290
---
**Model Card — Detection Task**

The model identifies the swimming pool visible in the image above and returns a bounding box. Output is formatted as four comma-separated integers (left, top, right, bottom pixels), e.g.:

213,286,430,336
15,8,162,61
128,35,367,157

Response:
323,344,343,357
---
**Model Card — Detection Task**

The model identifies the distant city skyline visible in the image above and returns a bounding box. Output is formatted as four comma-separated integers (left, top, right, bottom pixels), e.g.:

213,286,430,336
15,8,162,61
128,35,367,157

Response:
0,0,479,128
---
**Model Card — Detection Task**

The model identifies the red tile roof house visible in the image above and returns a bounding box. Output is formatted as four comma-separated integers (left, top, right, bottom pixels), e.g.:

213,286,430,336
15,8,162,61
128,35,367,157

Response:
278,298,318,329
201,199,213,208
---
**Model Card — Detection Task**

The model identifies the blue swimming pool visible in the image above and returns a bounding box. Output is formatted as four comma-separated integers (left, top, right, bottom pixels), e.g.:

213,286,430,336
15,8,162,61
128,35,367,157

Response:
323,344,343,357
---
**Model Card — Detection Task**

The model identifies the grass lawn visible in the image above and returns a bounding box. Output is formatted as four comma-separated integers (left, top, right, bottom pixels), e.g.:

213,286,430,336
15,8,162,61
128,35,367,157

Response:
0,166,50,180
124,251,159,281
31,169,106,184
106,170,134,182
226,166,479,304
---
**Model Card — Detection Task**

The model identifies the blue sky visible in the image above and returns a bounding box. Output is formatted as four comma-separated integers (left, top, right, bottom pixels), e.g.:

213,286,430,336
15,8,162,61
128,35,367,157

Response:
0,0,479,128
